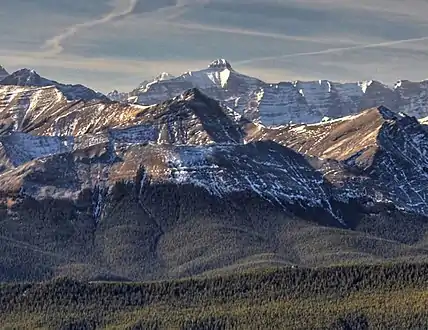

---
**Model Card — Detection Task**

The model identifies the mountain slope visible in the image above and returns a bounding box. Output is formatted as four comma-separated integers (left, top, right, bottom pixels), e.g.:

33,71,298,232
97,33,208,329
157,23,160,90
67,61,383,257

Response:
0,87,428,282
1,142,427,281
247,106,428,230
0,86,244,143
0,69,108,101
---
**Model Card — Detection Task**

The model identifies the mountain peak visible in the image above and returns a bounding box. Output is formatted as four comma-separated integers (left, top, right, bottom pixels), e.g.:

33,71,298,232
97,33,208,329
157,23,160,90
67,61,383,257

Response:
155,72,174,81
1,68,43,86
16,68,39,76
180,87,208,101
208,59,233,71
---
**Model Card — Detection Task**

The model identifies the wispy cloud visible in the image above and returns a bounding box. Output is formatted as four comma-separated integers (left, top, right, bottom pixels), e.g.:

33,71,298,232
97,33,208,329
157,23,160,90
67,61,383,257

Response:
288,0,428,21
234,35,428,65
40,0,212,56
160,21,362,45
0,51,205,74
42,0,139,56
2,0,428,92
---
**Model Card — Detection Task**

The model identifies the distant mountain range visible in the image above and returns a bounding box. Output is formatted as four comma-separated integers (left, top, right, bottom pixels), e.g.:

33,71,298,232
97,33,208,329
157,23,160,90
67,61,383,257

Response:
106,59,428,125
3,60,428,125
1,61,428,282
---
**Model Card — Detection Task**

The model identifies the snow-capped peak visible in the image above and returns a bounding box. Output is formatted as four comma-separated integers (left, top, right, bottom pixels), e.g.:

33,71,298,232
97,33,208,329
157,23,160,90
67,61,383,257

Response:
208,59,233,71
393,80,414,90
1,68,44,86
136,72,175,92
0,68,107,102
394,80,403,89
156,72,175,81
357,80,373,93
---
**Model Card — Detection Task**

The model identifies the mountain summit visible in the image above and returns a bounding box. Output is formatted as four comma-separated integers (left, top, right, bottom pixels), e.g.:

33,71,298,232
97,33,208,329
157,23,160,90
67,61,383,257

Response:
208,58,233,70
0,68,44,86
0,68,108,102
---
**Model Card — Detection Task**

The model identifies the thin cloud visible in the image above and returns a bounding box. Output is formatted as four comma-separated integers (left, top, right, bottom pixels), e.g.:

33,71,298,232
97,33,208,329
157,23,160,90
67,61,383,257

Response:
160,21,362,45
234,35,428,65
0,52,204,74
286,0,428,21
42,0,139,56
40,0,209,56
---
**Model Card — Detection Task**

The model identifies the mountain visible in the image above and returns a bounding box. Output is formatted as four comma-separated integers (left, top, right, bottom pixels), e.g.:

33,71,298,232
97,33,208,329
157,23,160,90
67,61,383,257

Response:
0,68,108,102
137,71,175,91
106,89,128,102
1,86,428,282
118,59,264,111
248,106,428,222
116,59,428,125
0,85,243,141
0,65,8,81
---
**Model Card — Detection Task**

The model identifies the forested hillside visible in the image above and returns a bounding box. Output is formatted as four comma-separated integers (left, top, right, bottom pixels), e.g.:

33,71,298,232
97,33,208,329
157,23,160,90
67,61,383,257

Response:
1,263,428,329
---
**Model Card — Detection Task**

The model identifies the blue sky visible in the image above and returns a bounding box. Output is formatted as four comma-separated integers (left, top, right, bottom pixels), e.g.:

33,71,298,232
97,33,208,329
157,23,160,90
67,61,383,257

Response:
1,0,428,92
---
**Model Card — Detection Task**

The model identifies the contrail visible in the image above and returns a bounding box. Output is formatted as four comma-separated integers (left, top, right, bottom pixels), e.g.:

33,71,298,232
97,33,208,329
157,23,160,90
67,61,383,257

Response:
234,35,428,65
161,21,361,45
42,0,139,56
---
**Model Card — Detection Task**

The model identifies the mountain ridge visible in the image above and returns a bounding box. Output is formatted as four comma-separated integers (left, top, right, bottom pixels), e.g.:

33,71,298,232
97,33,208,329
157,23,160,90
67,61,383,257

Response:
3,60,428,126
106,59,428,126
0,66,428,281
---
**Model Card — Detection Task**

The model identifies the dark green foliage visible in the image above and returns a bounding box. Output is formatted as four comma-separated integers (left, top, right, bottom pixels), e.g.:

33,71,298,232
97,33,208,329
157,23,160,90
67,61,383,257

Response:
1,263,428,329
330,312,369,330
2,181,428,285
180,316,236,330
57,318,97,330
127,320,161,330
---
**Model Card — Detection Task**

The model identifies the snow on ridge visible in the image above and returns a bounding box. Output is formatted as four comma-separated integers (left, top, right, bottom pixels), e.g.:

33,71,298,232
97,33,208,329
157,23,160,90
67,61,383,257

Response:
109,124,158,145
180,62,234,89
358,80,373,93
154,143,344,224
208,59,233,70
136,59,252,95
0,133,73,166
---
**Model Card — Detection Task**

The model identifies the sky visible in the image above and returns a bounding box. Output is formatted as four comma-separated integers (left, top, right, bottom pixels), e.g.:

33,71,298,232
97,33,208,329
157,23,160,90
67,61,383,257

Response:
1,0,428,93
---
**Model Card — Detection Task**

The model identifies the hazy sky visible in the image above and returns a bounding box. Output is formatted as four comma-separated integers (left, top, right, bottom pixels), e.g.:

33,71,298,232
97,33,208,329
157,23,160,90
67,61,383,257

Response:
1,0,428,92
